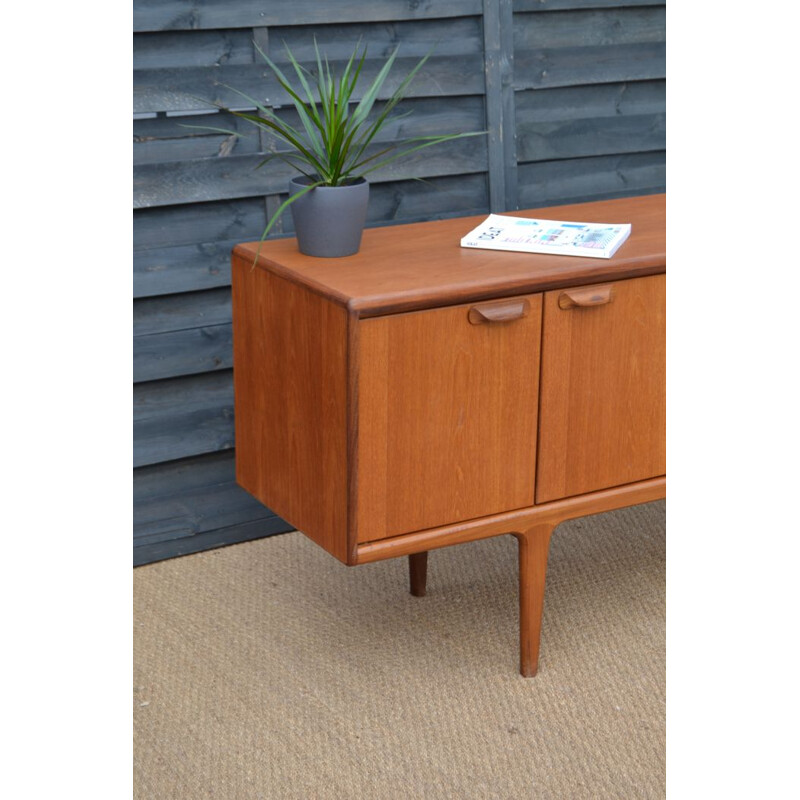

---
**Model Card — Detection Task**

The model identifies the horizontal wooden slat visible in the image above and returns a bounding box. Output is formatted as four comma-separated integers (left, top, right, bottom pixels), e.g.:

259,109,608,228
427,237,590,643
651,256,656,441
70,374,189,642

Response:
134,30,255,69
134,54,486,114
363,173,489,226
133,518,291,565
517,111,664,162
134,174,489,297
134,324,232,382
514,42,665,90
272,18,484,59
134,0,483,32
134,287,231,336
134,288,233,382
516,82,665,163
134,112,261,165
133,16,483,70
134,136,488,208
132,170,489,256
134,95,486,166
133,371,234,467
514,6,665,49
515,80,664,123
514,1,659,9
134,239,242,297
134,450,287,546
516,151,665,208
134,198,268,250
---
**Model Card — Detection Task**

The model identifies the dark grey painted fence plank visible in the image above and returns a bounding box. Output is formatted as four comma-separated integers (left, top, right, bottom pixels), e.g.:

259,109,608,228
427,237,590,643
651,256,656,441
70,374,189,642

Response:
134,136,488,208
515,80,665,123
268,173,490,237
134,198,267,250
517,111,665,163
134,324,233,382
133,17,483,71
134,0,483,32
133,286,233,382
134,174,489,298
134,30,255,69
133,518,292,566
514,1,660,12
135,449,239,501
483,0,518,211
513,6,666,49
513,42,666,90
134,112,261,165
361,173,489,226
134,153,292,209
134,288,231,336
134,95,485,166
268,17,484,60
133,371,234,467
134,240,237,297
134,55,486,114
516,150,665,208
134,451,284,545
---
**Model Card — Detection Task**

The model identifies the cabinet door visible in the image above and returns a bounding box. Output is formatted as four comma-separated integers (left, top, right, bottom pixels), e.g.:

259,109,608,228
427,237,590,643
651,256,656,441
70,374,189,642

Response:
536,274,665,503
356,294,542,541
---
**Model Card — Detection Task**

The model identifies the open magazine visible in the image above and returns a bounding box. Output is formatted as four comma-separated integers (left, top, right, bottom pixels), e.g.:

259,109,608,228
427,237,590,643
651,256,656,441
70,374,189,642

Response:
460,213,632,259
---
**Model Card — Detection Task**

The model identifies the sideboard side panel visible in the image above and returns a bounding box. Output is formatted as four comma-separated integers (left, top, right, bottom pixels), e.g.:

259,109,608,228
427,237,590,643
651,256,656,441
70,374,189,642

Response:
232,255,349,562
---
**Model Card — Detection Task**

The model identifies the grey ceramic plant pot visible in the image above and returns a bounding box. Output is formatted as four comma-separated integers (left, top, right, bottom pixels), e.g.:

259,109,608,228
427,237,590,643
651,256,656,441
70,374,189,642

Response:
289,176,370,258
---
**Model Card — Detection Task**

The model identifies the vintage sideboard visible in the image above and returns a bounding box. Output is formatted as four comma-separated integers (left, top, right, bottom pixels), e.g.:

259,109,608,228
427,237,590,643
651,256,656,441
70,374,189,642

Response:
231,193,666,676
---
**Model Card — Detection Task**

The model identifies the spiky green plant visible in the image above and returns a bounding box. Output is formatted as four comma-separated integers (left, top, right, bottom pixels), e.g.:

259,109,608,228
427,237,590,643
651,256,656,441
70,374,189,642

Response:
193,40,484,247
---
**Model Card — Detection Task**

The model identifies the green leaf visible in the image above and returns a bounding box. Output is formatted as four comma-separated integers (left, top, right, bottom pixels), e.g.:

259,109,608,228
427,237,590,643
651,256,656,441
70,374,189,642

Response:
176,123,245,137
196,39,485,193
349,47,399,130
249,45,327,162
352,131,486,177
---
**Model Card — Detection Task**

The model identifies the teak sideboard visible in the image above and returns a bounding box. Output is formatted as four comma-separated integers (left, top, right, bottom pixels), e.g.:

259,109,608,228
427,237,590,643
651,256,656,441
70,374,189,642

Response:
231,193,666,677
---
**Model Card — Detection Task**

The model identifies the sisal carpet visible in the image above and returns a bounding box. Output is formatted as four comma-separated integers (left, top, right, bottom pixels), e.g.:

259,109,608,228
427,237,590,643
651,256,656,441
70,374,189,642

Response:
134,500,665,799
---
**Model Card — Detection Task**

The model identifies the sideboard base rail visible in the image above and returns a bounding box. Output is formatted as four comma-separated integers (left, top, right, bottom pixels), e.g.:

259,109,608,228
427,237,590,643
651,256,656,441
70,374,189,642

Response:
355,476,665,564
356,476,665,677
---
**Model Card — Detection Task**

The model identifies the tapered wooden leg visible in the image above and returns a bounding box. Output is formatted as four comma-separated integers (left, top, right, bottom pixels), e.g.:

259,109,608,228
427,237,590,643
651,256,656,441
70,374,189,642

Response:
516,525,556,677
409,551,428,597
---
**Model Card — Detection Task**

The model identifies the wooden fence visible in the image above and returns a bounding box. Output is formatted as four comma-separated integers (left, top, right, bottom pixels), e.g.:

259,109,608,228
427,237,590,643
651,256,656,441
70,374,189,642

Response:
133,0,666,565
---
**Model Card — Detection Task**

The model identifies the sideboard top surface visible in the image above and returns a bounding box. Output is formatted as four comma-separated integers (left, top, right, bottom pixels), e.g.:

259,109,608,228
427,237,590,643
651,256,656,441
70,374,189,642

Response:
234,193,666,317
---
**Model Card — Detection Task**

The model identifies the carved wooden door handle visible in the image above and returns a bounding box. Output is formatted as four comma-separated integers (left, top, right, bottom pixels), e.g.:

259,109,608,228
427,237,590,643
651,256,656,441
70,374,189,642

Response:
557,284,614,310
468,298,530,325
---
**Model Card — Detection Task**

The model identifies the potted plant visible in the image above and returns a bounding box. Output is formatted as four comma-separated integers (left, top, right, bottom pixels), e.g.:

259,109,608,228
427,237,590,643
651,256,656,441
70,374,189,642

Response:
203,41,482,258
